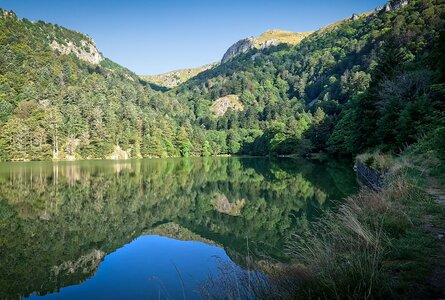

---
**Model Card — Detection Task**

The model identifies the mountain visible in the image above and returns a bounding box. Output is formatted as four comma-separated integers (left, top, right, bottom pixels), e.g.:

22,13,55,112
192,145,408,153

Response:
0,0,444,162
0,8,193,161
140,62,218,88
221,30,312,63
175,0,444,156
141,29,312,88
0,10,104,65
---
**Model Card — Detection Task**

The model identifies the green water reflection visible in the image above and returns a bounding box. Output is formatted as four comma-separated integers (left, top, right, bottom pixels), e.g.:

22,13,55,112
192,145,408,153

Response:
0,157,357,299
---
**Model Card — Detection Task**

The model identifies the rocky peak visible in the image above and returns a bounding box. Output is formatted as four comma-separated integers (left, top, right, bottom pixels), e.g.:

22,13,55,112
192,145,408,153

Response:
221,38,255,63
221,30,312,64
383,0,409,12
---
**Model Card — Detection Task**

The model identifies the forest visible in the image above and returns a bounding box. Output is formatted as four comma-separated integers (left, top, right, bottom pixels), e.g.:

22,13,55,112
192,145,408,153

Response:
1,0,445,298
0,0,444,166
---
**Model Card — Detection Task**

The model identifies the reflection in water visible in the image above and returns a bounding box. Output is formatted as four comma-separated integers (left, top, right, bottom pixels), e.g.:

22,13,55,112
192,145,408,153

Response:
0,157,357,299
212,193,246,216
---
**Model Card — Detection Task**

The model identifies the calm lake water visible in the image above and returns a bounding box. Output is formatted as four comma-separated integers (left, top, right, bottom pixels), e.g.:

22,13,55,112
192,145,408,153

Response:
0,157,357,299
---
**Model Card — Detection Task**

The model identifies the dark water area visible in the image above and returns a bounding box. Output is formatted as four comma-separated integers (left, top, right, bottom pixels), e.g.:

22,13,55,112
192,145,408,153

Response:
0,157,358,299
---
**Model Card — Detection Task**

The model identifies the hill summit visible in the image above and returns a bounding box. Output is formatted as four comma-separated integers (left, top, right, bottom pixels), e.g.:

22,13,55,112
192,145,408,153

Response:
221,30,312,63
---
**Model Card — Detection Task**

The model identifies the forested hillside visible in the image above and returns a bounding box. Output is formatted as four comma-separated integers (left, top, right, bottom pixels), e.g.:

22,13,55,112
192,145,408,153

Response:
0,0,444,161
174,0,445,158
0,9,194,160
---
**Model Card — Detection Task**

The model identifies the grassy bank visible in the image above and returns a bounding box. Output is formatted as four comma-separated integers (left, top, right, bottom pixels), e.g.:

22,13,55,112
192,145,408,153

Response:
265,154,445,299
201,154,445,299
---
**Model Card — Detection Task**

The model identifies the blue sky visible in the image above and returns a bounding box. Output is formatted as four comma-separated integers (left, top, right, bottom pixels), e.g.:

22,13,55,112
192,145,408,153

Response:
1,0,387,75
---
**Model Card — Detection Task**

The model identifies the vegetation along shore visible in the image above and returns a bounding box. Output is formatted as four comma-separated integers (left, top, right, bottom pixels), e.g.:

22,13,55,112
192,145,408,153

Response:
0,0,444,298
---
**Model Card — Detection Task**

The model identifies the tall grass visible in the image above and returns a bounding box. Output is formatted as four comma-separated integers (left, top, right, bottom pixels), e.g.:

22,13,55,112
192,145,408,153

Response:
199,154,444,299
276,188,393,299
272,156,444,299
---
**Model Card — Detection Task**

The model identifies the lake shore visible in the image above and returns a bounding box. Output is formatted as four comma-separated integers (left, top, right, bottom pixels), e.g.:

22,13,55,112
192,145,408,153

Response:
230,153,445,299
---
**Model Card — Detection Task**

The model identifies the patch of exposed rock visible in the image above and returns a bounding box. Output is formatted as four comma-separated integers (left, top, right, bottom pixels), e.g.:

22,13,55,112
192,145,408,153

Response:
221,38,256,63
382,0,409,12
212,193,246,216
351,13,360,21
51,249,105,277
210,95,244,117
1,9,16,18
50,39,102,65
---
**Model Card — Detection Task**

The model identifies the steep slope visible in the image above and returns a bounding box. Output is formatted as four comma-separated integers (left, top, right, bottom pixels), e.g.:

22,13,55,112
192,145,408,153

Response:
0,10,104,65
1,0,444,162
221,30,312,63
176,0,445,156
140,62,218,88
0,9,192,161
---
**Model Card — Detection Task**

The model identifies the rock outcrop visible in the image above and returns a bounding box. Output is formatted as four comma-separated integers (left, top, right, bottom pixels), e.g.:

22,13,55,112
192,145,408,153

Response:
351,13,360,21
212,193,246,216
1,9,16,18
50,39,102,65
221,38,256,63
221,30,312,63
383,0,409,12
51,249,105,277
210,95,244,117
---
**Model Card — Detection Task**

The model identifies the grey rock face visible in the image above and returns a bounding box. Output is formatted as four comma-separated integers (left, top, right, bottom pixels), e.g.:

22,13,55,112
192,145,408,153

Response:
50,39,103,65
221,37,281,63
221,38,255,63
383,0,409,12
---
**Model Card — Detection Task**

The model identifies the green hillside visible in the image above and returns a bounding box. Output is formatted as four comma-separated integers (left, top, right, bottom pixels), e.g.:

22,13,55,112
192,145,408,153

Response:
175,0,445,159
1,1,445,298
0,0,444,163
0,9,194,161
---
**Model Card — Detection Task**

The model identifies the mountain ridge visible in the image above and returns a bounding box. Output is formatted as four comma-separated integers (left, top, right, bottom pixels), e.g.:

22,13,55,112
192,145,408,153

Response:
1,0,444,162
140,62,218,88
221,30,313,63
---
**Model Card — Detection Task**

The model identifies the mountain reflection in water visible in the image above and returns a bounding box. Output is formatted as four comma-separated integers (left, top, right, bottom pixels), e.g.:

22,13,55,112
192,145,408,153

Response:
0,157,357,299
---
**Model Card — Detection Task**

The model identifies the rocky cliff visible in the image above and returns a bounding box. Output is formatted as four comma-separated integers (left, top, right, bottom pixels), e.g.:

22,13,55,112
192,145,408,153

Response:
221,38,256,63
0,9,103,65
383,0,409,12
50,38,102,65
221,30,312,63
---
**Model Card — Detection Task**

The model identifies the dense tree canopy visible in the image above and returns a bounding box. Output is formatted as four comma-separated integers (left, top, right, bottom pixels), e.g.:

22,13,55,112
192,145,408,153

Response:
0,0,444,161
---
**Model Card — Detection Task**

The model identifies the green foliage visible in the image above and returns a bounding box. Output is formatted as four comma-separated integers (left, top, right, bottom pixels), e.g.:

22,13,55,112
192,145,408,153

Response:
272,161,445,299
171,0,445,158
1,0,445,161
0,157,358,299
0,10,212,160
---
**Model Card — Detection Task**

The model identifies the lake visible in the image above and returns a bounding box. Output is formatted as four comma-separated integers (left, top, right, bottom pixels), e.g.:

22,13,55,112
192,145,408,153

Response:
0,157,357,299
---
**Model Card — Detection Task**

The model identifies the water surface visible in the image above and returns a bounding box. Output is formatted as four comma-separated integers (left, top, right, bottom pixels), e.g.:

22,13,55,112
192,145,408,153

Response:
0,157,357,299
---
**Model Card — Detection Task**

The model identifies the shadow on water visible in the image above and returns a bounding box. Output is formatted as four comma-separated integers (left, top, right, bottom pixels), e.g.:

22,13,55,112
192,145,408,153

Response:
0,157,357,299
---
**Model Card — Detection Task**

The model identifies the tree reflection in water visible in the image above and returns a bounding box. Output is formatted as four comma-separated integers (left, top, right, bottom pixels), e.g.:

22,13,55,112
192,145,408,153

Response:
0,157,357,299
